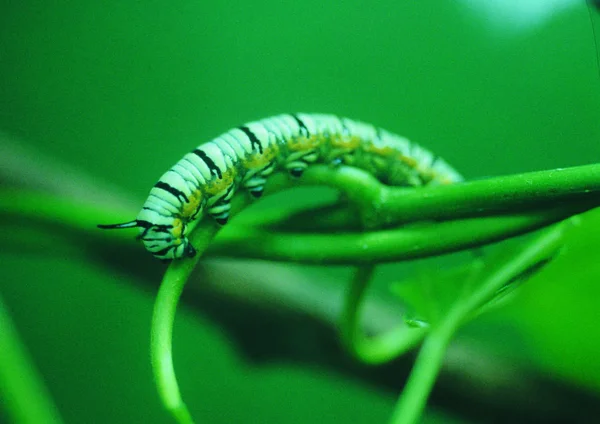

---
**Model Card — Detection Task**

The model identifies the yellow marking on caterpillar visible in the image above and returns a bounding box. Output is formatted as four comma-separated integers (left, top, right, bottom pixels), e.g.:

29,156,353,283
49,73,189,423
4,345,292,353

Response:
398,155,418,168
244,145,278,169
438,176,454,185
171,218,183,238
287,134,321,151
366,145,396,157
181,190,203,219
205,167,236,195
331,134,361,150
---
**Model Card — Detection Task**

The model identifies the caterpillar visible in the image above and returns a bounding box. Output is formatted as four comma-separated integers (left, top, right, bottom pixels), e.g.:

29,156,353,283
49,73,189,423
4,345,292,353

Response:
98,113,463,260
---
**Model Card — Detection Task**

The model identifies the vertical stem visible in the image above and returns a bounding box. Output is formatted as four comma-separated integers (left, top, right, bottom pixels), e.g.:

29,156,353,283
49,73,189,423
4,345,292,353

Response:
150,222,220,424
388,308,460,424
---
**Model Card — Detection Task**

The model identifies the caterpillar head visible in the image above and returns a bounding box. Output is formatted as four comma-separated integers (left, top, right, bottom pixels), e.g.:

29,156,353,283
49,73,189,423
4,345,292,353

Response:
98,216,197,260
137,219,196,260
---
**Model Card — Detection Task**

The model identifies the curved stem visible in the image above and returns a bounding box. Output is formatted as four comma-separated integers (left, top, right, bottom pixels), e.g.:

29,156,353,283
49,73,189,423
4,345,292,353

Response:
213,203,594,264
340,266,426,365
150,221,220,424
298,166,383,226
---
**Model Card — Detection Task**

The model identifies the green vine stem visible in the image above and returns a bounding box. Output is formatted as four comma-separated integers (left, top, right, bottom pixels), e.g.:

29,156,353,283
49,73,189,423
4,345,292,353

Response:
2,164,599,266
388,221,569,424
150,221,220,424
339,266,427,364
0,295,64,424
212,203,594,264
298,163,600,227
380,164,600,223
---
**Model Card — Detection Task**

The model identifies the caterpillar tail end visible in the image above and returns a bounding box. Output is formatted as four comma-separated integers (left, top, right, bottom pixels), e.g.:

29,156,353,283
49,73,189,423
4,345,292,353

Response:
97,220,139,230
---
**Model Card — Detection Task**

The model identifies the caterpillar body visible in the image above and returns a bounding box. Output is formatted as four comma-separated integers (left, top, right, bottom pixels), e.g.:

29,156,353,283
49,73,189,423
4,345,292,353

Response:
98,113,463,260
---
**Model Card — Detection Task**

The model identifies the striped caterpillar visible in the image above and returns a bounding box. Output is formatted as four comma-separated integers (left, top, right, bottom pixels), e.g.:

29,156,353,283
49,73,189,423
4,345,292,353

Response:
98,113,463,260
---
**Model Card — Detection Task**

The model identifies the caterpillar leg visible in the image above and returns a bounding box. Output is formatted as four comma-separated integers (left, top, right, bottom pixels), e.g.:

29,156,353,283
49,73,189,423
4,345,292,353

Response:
286,163,307,178
285,150,318,178
329,153,355,168
244,177,267,198
207,202,231,225
242,161,276,198
206,184,236,225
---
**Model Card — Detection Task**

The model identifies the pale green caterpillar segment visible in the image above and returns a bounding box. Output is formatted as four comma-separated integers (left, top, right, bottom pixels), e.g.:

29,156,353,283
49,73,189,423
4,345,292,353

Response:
98,113,463,260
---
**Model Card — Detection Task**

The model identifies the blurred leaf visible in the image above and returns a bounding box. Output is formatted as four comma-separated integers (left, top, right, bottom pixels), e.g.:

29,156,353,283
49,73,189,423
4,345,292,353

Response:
488,208,600,393
390,262,480,327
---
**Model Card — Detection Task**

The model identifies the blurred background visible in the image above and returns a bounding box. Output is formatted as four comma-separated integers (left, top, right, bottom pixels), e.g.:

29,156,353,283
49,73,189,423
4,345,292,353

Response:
1,0,600,423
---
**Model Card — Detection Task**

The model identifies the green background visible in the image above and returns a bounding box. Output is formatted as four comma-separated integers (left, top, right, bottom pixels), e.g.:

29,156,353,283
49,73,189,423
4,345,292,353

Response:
1,1,599,423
